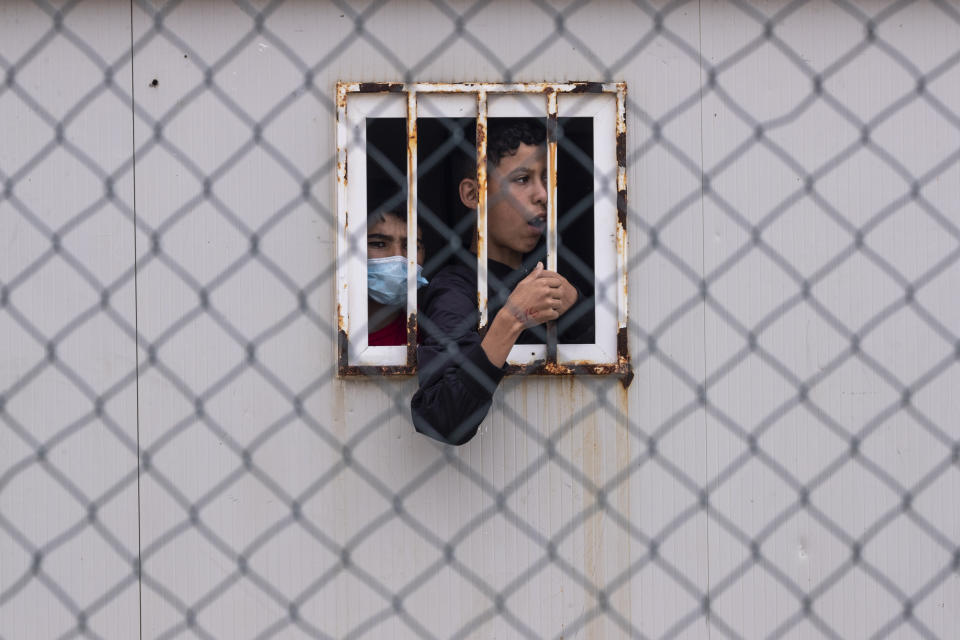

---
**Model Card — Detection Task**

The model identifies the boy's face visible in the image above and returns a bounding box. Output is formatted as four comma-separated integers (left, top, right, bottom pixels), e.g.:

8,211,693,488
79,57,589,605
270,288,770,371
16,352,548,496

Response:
367,215,424,265
485,143,548,266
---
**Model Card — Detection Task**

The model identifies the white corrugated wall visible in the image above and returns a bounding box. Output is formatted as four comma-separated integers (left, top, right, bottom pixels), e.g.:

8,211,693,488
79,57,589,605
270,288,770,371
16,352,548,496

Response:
2,1,958,638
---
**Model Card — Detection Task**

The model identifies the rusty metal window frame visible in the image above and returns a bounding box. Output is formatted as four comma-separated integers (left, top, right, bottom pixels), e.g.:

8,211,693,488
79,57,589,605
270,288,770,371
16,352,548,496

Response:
336,82,630,380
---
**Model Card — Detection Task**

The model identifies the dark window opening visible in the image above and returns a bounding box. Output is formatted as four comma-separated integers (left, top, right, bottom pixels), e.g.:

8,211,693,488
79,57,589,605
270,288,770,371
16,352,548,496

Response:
365,116,597,344
365,118,407,340
556,117,595,344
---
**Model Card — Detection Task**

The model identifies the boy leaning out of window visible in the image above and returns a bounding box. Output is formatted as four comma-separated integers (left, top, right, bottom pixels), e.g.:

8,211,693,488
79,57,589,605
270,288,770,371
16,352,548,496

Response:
411,119,592,445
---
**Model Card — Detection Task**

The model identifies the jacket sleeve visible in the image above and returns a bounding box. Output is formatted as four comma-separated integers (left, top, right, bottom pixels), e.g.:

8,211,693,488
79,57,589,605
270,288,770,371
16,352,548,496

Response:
410,270,506,445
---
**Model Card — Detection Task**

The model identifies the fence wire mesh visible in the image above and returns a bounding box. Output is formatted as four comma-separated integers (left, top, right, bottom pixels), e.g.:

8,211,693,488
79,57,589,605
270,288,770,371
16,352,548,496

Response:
2,0,960,638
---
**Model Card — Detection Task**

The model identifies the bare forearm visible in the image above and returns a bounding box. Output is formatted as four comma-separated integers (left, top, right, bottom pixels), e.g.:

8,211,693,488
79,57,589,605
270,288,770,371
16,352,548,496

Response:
480,308,525,368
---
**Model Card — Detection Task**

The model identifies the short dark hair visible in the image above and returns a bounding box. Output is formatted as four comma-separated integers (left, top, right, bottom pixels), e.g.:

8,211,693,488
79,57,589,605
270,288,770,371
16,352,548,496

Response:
456,118,546,181
487,118,546,166
367,208,405,228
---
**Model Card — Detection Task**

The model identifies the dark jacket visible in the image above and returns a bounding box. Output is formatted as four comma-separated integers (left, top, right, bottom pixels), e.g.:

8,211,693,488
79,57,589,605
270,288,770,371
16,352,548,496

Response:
410,257,593,445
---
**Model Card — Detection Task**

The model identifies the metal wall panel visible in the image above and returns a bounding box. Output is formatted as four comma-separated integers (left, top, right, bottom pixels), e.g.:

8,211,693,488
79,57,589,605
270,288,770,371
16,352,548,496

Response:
1,1,958,638
0,2,139,638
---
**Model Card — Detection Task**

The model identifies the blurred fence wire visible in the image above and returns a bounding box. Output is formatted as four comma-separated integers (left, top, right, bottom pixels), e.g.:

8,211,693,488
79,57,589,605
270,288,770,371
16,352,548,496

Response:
2,0,960,638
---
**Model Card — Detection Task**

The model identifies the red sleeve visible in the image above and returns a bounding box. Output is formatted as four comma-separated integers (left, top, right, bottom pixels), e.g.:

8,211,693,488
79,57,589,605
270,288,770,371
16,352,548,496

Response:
368,314,407,346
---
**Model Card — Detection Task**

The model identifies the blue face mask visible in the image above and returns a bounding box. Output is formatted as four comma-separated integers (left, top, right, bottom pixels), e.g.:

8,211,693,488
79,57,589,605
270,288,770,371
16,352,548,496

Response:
367,256,428,308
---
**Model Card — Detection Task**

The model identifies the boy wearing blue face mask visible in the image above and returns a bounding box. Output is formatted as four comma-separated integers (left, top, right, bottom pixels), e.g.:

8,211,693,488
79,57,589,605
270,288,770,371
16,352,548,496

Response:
367,210,428,346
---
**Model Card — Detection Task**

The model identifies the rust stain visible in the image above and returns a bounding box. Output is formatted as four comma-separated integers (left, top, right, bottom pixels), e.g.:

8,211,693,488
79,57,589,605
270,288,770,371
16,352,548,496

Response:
407,107,419,217
615,94,627,230
582,395,600,638
406,311,418,367
504,361,630,377
615,83,630,371
615,85,627,168
613,357,631,622
338,355,631,379
337,327,348,372
569,81,604,93
616,326,628,357
617,327,634,389
356,82,404,93
336,85,348,184
337,302,348,374
545,89,559,362
616,130,626,168
547,111,558,134
475,95,489,327
617,188,627,229
341,82,626,97
340,364,417,376
616,223,627,266
406,92,418,363
543,361,573,375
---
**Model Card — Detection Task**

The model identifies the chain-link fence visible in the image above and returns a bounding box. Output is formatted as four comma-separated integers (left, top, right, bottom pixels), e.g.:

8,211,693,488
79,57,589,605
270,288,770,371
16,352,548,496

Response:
2,0,960,638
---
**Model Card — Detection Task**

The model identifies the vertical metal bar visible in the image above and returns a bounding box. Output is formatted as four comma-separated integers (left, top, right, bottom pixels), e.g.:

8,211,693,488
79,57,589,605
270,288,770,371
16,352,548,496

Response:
476,91,489,330
615,83,631,383
615,84,629,344
335,82,350,373
406,89,418,367
545,90,559,362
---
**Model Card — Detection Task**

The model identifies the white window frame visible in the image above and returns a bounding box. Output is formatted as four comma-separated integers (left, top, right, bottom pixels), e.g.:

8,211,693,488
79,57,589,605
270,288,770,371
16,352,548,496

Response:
336,82,630,380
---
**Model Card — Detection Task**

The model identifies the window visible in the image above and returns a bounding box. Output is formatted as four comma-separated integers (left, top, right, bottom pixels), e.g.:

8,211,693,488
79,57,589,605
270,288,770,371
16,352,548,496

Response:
336,82,629,379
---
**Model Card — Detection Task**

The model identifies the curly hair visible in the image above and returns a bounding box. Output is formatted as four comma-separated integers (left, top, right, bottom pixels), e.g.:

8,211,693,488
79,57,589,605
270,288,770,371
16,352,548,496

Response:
456,118,546,180
487,118,546,165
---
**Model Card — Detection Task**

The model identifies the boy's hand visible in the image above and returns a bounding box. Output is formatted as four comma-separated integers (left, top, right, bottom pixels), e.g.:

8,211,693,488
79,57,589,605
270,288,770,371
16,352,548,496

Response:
554,273,579,316
502,262,564,329
481,263,580,368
